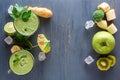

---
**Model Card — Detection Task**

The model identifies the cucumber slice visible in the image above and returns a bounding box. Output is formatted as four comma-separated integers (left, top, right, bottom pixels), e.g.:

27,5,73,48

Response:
4,22,16,36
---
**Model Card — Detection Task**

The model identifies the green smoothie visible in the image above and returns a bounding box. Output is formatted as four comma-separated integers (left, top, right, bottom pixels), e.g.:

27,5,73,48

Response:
9,50,34,75
14,12,39,36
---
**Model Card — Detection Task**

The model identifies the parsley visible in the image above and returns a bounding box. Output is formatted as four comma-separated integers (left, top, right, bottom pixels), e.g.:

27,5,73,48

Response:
22,10,31,22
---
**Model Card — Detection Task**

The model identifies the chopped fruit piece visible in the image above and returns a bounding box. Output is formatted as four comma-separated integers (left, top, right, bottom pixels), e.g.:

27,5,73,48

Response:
96,20,107,29
38,52,46,61
98,2,110,12
84,56,94,65
96,58,111,71
4,36,13,45
85,20,95,29
4,22,16,36
107,23,117,34
11,45,21,53
106,9,116,21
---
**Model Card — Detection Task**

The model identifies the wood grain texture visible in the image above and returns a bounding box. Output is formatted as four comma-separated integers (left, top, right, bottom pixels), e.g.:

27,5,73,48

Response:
0,0,120,80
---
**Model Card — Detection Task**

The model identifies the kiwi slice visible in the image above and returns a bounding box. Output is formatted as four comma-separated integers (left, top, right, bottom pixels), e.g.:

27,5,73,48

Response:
96,58,111,71
107,55,116,67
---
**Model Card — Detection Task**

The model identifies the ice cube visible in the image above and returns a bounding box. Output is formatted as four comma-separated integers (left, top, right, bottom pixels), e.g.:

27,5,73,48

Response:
84,56,94,64
8,5,13,14
4,36,13,45
38,52,46,61
85,20,95,29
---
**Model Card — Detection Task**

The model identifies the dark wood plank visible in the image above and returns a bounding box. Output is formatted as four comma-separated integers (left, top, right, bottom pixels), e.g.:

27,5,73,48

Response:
0,0,120,80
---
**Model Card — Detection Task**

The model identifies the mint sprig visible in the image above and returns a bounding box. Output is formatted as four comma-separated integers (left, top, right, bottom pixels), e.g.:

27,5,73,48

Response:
22,10,31,22
9,4,31,22
13,54,27,64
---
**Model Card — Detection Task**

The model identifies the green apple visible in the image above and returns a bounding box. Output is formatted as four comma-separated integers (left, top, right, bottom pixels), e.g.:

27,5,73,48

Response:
92,31,115,54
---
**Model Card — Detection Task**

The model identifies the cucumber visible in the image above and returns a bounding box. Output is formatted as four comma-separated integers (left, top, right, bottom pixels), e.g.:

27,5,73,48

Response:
4,22,16,36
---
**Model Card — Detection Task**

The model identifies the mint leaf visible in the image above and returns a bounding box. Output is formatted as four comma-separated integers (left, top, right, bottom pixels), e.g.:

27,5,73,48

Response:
22,10,31,22
20,55,27,59
9,4,28,20
12,7,20,18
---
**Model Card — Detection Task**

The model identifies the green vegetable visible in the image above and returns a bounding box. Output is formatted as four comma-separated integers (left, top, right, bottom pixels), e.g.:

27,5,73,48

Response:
22,10,31,22
93,10,104,22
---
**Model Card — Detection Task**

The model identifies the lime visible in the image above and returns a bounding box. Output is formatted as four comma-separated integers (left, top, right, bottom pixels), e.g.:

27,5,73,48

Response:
4,22,16,36
9,50,34,75
14,12,39,36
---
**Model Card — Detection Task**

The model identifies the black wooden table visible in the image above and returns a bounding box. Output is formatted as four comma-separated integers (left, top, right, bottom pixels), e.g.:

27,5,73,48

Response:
0,0,120,80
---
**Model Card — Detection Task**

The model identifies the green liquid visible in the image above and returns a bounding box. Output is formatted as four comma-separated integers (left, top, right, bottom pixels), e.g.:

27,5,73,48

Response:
14,13,39,36
9,50,34,75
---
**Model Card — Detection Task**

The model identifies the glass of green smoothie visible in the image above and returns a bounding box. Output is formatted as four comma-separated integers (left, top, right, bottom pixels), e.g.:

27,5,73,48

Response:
9,50,34,75
14,12,39,37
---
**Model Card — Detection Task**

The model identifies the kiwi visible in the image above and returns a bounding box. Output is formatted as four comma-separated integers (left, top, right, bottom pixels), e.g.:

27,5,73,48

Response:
107,55,116,67
96,57,111,71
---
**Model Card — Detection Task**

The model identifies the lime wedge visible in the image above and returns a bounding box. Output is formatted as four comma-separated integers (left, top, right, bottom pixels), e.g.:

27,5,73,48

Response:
4,22,16,36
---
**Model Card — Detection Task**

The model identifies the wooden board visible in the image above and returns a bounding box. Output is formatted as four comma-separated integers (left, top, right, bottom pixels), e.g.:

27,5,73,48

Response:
0,0,120,80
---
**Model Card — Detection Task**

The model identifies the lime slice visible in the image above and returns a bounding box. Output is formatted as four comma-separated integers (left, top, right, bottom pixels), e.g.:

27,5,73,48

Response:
14,12,39,36
4,22,16,36
9,50,34,75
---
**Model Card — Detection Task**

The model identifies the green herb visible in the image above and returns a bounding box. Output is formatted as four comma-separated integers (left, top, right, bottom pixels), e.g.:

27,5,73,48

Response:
22,10,31,22
13,54,27,64
9,4,30,22
13,54,20,64
12,7,20,18
20,55,27,59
